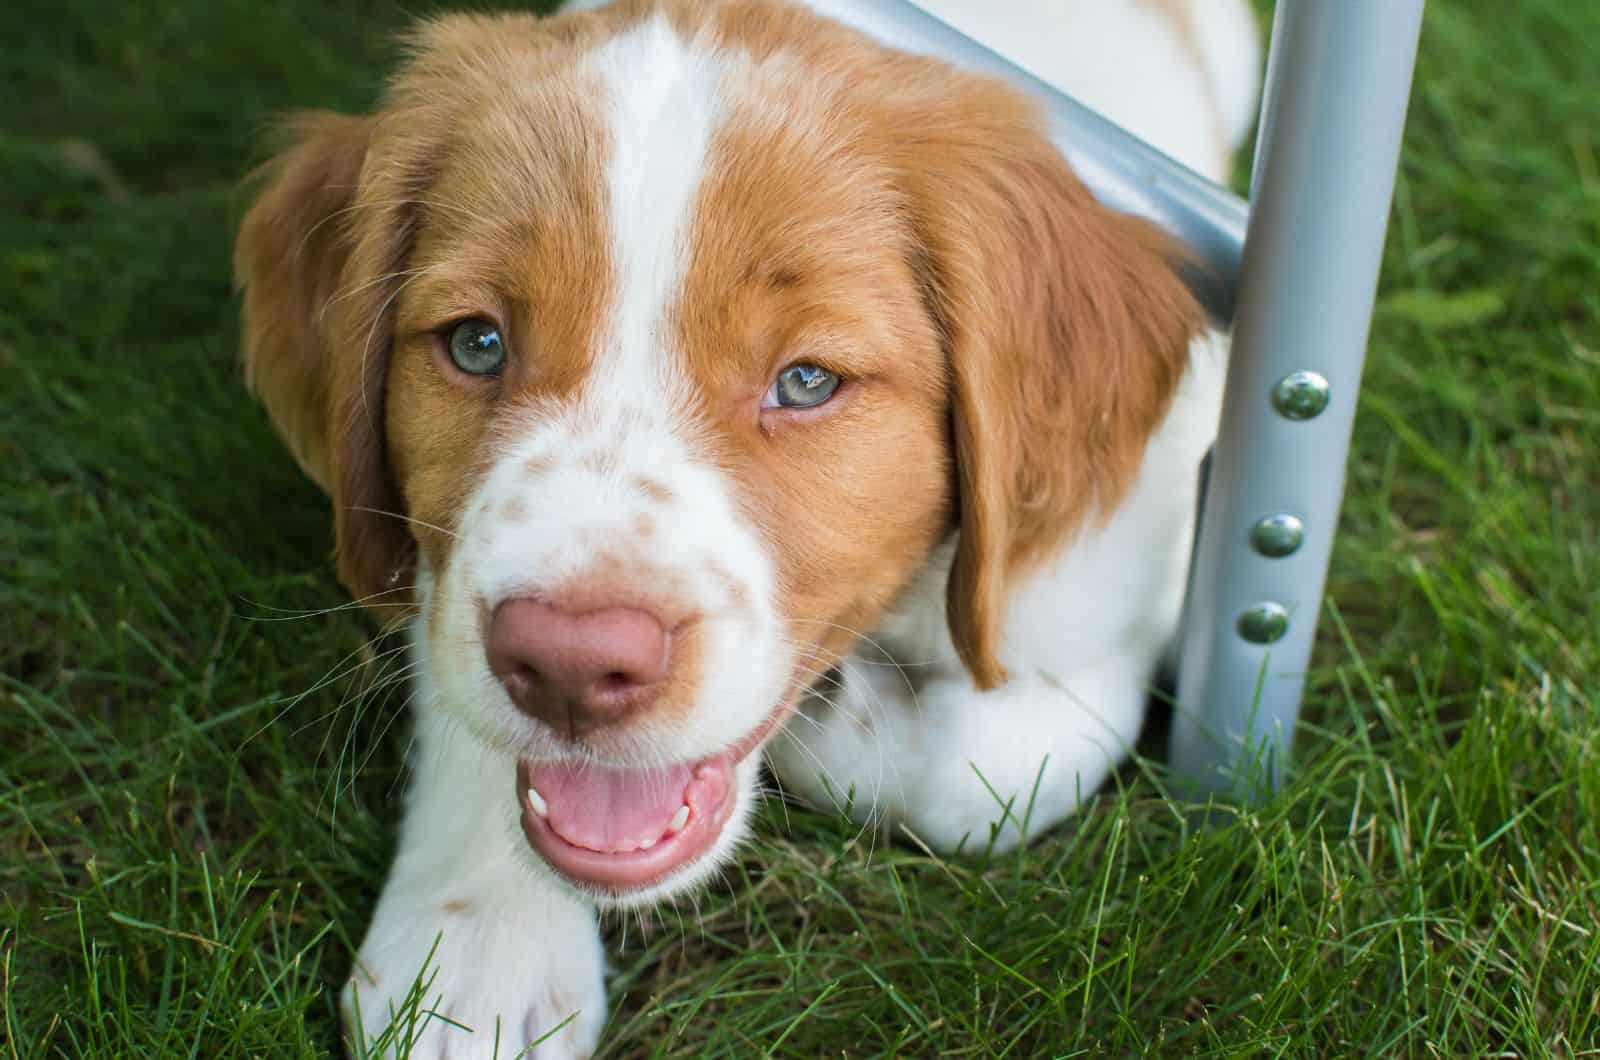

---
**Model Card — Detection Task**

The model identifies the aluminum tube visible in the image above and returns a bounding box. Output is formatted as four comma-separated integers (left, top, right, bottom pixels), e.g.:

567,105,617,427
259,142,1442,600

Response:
1169,0,1424,798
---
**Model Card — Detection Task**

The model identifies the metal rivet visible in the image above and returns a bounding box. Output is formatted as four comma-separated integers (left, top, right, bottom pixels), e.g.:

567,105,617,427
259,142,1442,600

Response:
1272,370,1331,420
1250,513,1304,558
1237,602,1290,644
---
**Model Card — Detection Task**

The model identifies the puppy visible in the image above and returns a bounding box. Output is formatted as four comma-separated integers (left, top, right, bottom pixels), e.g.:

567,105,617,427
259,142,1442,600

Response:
235,0,1258,1055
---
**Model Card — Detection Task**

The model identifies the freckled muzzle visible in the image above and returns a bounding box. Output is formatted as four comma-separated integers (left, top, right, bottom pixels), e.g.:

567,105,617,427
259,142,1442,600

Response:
453,398,797,892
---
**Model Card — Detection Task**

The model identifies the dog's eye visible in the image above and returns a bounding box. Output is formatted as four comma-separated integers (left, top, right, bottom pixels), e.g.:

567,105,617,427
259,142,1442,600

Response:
446,318,506,376
765,363,840,409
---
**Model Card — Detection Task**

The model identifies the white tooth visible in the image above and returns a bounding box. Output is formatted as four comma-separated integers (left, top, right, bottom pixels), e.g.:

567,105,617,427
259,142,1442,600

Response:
526,787,548,818
638,837,656,850
667,805,690,834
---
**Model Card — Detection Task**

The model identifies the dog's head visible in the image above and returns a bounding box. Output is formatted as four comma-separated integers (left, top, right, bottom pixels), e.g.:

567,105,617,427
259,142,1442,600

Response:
235,0,1200,904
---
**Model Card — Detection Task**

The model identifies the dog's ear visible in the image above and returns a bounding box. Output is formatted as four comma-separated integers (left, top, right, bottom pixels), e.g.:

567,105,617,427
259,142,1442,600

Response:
892,76,1204,689
235,111,416,605
236,112,369,494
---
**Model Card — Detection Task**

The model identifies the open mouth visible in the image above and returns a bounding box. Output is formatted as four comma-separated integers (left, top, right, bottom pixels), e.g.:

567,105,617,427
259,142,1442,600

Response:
515,706,786,893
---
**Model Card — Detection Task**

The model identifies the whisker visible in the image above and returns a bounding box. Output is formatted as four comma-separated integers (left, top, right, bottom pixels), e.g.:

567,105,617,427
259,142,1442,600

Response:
324,262,445,317
326,647,419,817
778,627,944,669
346,505,461,541
351,679,422,801
781,619,910,667
236,595,419,623
388,727,422,801
294,194,506,274
359,267,435,430
286,644,416,744
240,627,411,751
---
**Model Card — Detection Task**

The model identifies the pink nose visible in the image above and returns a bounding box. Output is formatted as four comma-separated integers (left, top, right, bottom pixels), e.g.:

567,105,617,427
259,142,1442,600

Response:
486,599,669,735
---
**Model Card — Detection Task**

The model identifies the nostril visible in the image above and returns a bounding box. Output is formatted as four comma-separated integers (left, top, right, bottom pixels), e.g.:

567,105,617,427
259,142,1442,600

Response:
499,664,538,696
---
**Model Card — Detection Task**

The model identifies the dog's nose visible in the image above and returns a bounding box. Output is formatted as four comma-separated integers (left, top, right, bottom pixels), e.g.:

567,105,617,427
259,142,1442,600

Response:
486,599,669,735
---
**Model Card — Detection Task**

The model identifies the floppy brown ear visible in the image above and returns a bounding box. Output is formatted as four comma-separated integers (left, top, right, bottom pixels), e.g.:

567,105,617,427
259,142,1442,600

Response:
235,111,416,605
892,79,1204,690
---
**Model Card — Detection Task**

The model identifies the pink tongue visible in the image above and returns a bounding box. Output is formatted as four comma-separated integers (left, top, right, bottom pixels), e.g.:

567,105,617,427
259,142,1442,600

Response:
529,761,692,853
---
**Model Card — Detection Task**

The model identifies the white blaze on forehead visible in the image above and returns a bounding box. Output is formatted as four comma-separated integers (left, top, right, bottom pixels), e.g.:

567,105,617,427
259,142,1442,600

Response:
586,15,727,411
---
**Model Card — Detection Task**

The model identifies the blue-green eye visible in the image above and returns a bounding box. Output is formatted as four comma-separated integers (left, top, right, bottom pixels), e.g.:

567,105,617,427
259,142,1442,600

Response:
766,363,840,409
446,318,506,376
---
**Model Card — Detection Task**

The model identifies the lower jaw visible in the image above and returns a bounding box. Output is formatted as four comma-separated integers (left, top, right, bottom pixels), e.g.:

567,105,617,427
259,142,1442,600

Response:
516,758,742,897
514,701,790,897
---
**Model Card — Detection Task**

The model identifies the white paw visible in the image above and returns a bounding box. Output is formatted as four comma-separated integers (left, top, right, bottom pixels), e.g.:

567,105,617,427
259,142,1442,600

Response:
342,882,606,1059
770,660,1147,856
892,673,1143,854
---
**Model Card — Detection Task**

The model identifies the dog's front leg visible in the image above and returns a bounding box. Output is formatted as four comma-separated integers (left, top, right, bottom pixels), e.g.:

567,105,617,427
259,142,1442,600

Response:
342,709,606,1059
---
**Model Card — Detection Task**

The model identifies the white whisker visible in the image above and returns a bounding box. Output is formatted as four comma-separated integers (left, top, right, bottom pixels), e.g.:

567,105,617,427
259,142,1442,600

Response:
346,506,461,541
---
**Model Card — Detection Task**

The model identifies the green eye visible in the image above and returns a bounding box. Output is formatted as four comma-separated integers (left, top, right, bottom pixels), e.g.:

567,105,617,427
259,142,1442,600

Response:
447,319,506,376
766,363,840,409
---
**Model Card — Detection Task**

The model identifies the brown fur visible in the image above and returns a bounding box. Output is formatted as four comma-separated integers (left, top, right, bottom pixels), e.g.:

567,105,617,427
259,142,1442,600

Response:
634,478,675,505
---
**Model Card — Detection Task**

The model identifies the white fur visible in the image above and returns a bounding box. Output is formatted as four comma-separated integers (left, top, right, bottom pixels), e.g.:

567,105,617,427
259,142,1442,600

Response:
590,14,723,410
344,3,1259,1056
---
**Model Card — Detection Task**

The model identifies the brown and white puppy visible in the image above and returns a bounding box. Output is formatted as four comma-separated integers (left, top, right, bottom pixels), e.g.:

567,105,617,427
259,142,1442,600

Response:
235,0,1259,1054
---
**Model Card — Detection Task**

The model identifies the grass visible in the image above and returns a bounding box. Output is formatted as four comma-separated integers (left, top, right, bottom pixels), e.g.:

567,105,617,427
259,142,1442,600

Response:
3,0,1597,1055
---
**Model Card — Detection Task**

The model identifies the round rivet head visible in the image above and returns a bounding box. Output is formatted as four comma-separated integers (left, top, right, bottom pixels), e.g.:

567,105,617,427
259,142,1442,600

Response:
1272,370,1331,420
1237,602,1290,644
1250,513,1304,558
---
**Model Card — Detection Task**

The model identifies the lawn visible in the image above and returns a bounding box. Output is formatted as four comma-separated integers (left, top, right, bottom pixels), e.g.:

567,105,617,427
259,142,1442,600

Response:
3,0,1597,1055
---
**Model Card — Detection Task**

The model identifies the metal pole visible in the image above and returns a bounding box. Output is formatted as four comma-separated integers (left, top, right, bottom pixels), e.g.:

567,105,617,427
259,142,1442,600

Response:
1170,0,1424,799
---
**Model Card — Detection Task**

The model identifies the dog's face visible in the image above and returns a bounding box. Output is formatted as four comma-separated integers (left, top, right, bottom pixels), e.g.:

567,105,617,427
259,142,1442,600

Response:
236,0,1199,904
